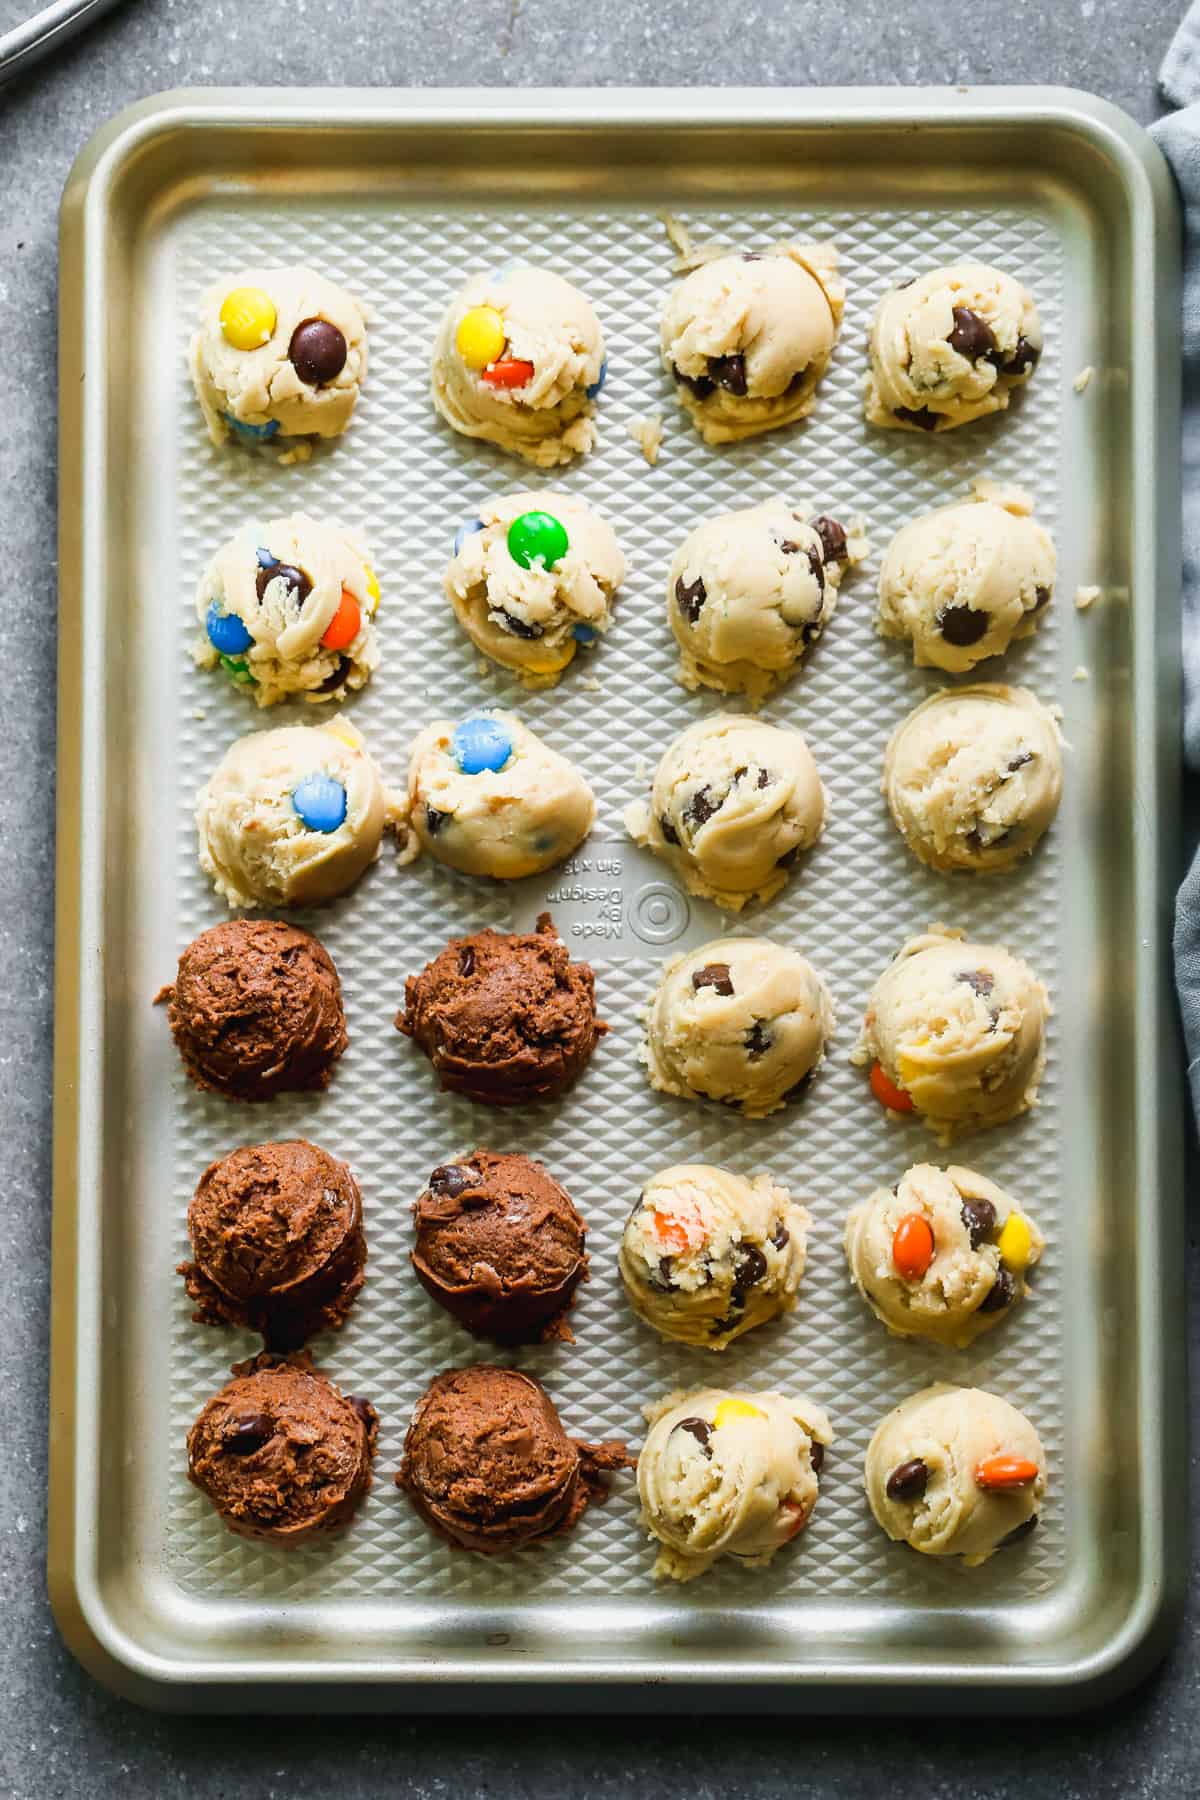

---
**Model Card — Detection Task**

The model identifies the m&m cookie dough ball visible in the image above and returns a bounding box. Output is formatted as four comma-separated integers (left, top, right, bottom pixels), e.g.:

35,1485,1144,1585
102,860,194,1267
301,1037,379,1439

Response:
196,514,380,706
643,937,834,1119
158,920,348,1101
854,928,1050,1140
884,685,1064,874
431,266,606,467
864,1384,1046,1564
878,485,1055,673
661,245,844,444
864,263,1042,433
638,1388,832,1582
445,492,625,686
620,1165,808,1351
668,501,862,702
179,1140,367,1349
407,712,594,880
187,1353,377,1545
624,715,825,912
190,267,368,449
844,1164,1042,1349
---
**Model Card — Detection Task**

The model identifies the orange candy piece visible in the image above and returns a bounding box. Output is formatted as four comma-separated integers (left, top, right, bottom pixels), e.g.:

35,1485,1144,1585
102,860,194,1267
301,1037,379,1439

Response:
481,357,535,389
870,1060,914,1113
321,587,362,652
975,1455,1039,1491
651,1212,695,1256
779,1500,810,1541
891,1212,935,1282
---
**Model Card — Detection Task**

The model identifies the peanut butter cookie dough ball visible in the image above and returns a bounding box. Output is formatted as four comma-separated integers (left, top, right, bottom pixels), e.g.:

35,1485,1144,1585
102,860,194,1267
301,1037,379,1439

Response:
661,245,844,444
864,1384,1046,1565
884,685,1064,873
446,491,625,686
864,262,1042,433
431,266,606,467
190,266,368,449
644,937,834,1119
638,1388,832,1582
844,1163,1043,1349
878,484,1055,672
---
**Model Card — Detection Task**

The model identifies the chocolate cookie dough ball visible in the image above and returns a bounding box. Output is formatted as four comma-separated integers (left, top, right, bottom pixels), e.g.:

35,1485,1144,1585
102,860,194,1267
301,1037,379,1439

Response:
624,715,825,911
412,1151,588,1343
180,1140,366,1348
396,1365,630,1552
864,262,1042,433
884,685,1064,873
855,929,1049,1139
661,245,843,444
620,1165,808,1351
445,491,625,685
431,266,606,467
397,913,604,1107
644,937,834,1119
878,486,1055,673
844,1163,1042,1349
190,266,368,449
408,712,594,880
187,1353,377,1545
668,501,860,702
159,919,348,1101
864,1384,1046,1565
196,513,381,706
638,1387,832,1582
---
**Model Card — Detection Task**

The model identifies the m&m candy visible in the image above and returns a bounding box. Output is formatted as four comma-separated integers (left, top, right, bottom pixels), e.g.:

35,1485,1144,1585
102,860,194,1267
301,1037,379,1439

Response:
219,287,277,351
451,716,514,776
713,1398,765,1429
453,518,486,557
586,357,608,400
291,773,348,834
507,510,568,572
364,565,381,613
206,603,253,656
218,654,255,686
481,357,535,389
321,588,361,652
288,318,348,387
572,622,597,644
455,306,507,371
223,414,280,442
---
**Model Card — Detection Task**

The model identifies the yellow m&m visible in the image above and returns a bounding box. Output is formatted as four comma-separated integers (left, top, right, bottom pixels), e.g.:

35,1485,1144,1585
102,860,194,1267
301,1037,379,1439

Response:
996,1212,1034,1272
713,1398,765,1430
364,564,381,613
219,286,277,351
455,305,506,371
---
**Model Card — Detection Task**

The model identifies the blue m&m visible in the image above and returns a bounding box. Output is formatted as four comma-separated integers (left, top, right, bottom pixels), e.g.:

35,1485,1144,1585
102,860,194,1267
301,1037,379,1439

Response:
452,716,514,775
572,622,597,644
222,413,280,442
291,773,348,833
206,602,254,656
585,357,608,400
453,517,486,557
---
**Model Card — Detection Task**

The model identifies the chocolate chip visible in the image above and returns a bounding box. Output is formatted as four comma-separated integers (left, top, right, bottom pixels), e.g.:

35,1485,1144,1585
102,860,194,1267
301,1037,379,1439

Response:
458,946,475,977
708,352,748,395
979,1267,1017,1312
811,515,848,564
799,617,825,648
744,1021,772,1059
675,574,707,624
1034,584,1051,609
806,546,826,592
223,1413,272,1456
255,561,312,606
685,785,719,829
947,305,997,360
648,1254,675,1293
317,655,351,692
755,767,772,789
742,253,762,263
1007,751,1034,772
692,962,734,995
783,1069,816,1104
733,1244,767,1296
671,363,714,400
960,1197,997,1249
785,365,811,395
776,843,802,869
770,1218,790,1250
288,317,348,387
894,404,939,431
997,1514,1038,1550
659,815,680,846
429,1163,477,1198
810,1441,825,1474
425,805,449,835
675,1416,713,1455
997,335,1040,378
347,1396,375,1432
497,608,543,639
937,604,989,646
885,1457,928,1502
958,970,995,999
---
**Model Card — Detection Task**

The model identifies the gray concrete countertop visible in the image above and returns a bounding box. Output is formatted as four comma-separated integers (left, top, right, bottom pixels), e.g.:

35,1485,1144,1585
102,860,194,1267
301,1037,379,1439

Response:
0,2,1192,1795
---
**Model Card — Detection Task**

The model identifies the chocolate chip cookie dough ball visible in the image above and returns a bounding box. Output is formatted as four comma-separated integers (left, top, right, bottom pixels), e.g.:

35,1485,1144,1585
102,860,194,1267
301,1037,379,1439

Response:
412,1151,588,1343
445,492,625,685
661,245,844,444
190,266,368,449
643,938,834,1119
196,514,381,706
620,1165,808,1351
624,715,825,912
397,913,604,1107
844,1163,1042,1349
431,266,606,467
396,1365,630,1553
180,1140,367,1348
878,485,1055,672
187,1353,377,1544
864,263,1042,433
669,501,861,702
638,1388,832,1582
854,929,1049,1139
884,685,1064,874
408,712,594,880
159,920,348,1101
864,1384,1046,1564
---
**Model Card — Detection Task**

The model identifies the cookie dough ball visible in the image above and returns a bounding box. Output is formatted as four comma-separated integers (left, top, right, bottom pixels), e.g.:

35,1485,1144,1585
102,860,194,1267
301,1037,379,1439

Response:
397,913,604,1106
864,263,1042,433
396,1365,630,1553
620,1165,808,1351
669,501,859,701
408,712,594,880
638,1388,832,1582
661,246,843,444
644,937,834,1119
159,920,348,1101
186,1353,377,1544
625,715,825,911
878,485,1055,672
190,267,368,449
864,1384,1046,1564
844,1163,1043,1349
884,685,1064,874
431,266,605,467
412,1151,588,1343
445,491,625,685
855,928,1049,1139
196,514,381,706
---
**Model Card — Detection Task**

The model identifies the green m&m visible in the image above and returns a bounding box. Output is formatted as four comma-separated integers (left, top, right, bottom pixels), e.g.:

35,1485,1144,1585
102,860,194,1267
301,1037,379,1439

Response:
506,509,568,572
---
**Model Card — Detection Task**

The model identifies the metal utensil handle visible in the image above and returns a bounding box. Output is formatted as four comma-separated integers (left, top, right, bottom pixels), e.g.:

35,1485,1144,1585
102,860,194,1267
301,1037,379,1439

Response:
0,0,123,84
